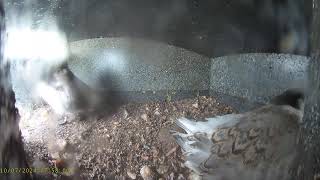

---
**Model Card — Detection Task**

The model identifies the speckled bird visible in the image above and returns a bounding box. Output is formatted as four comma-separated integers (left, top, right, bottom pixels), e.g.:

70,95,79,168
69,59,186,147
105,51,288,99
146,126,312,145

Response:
172,89,304,180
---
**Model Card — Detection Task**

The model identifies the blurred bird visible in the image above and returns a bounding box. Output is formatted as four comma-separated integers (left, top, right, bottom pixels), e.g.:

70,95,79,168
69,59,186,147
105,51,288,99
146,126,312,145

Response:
172,89,304,180
43,62,120,120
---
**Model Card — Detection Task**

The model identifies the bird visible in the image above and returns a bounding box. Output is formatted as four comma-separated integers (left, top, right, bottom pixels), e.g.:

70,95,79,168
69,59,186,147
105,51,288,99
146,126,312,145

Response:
172,89,304,180
42,62,122,120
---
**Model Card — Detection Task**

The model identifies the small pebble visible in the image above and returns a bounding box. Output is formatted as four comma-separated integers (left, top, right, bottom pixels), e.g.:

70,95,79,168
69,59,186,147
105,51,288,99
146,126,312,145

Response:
140,166,155,180
122,109,129,119
188,172,201,180
192,102,199,109
49,149,60,158
32,159,48,169
172,106,177,111
154,109,161,116
180,163,185,168
169,173,175,180
127,170,137,179
156,165,169,174
141,114,148,121
178,174,186,180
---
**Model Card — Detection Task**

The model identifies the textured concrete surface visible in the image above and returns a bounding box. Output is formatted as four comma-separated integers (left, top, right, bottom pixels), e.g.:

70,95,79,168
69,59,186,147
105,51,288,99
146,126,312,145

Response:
210,53,309,104
67,38,309,112
292,1,320,179
69,38,210,91
296,52,320,180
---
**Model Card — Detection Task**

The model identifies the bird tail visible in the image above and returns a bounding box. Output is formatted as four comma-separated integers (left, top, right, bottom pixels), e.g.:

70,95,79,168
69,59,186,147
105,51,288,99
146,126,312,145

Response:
171,114,241,174
171,118,213,174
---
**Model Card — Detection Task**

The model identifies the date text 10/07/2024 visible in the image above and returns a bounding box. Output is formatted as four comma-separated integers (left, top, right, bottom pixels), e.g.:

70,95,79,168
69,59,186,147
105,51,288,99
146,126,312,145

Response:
0,167,72,174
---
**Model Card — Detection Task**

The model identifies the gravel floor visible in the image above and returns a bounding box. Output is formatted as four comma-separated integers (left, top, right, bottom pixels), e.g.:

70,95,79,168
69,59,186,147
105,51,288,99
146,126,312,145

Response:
19,96,235,180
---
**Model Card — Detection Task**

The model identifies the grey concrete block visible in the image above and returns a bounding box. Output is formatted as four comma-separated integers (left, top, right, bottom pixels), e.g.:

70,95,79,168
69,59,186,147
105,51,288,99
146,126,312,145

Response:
69,37,211,91
210,53,309,104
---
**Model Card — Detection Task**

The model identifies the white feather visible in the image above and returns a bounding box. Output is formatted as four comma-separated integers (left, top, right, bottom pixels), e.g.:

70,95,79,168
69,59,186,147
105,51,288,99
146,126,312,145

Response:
172,114,243,174
176,114,242,135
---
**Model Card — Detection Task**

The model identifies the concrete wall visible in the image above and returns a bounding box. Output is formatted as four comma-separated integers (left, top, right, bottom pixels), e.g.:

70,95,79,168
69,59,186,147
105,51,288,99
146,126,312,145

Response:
293,1,320,179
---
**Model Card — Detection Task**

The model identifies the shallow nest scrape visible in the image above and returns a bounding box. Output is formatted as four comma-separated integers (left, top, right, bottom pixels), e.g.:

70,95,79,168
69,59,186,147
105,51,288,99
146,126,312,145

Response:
20,96,234,180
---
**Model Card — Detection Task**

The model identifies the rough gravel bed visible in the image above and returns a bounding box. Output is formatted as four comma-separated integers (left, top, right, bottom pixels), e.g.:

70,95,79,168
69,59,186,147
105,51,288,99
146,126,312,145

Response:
19,96,235,180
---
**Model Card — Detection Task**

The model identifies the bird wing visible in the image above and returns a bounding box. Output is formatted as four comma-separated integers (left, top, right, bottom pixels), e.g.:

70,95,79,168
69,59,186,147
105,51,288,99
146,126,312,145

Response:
172,113,243,174
172,104,301,180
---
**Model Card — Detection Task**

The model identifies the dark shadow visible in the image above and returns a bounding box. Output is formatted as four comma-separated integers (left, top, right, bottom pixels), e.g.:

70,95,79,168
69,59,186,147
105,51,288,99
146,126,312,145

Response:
52,0,312,57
